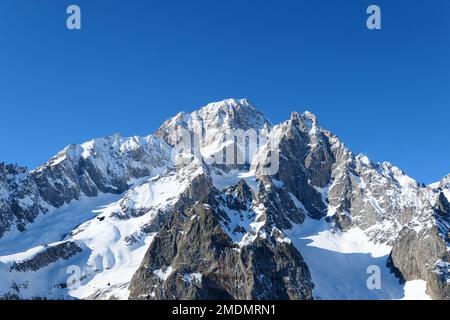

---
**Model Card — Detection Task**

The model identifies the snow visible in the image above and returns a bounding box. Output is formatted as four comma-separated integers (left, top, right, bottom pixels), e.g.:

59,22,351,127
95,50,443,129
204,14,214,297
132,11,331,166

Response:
49,154,67,166
238,203,266,247
17,195,35,208
0,245,47,264
299,222,391,257
434,260,450,284
289,192,307,212
394,172,418,189
0,187,8,200
444,189,450,203
285,215,407,300
70,236,155,300
0,190,159,299
210,169,259,192
161,98,268,172
153,266,173,281
1,99,447,300
276,237,291,244
0,160,205,299
182,272,202,284
122,172,187,210
357,154,372,166
0,193,124,256
288,182,421,299
313,183,331,207
216,196,267,248
0,243,90,299
62,166,204,299
409,215,434,234
401,280,432,300
218,204,253,245
272,179,284,188
428,181,441,189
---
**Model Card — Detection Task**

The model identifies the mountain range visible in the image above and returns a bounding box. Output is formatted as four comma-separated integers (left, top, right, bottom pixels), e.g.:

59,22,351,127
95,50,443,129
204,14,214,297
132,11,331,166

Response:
0,98,449,300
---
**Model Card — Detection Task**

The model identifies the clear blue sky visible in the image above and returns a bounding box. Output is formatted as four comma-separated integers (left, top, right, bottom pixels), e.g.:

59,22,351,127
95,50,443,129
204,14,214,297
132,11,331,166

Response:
0,0,449,184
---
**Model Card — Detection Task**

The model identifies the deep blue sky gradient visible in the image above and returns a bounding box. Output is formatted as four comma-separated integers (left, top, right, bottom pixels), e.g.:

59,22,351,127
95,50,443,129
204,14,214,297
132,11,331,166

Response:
0,0,449,183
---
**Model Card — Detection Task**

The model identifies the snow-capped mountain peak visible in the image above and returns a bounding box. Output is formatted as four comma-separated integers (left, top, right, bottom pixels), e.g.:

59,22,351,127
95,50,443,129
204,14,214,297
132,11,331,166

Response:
0,99,449,300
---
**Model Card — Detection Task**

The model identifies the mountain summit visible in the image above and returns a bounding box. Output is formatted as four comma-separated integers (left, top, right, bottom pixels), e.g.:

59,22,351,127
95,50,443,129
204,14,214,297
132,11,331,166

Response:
0,99,449,300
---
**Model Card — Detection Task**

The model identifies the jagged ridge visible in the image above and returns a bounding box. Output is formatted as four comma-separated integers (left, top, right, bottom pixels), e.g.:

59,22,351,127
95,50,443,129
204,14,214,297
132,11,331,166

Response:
0,98,449,300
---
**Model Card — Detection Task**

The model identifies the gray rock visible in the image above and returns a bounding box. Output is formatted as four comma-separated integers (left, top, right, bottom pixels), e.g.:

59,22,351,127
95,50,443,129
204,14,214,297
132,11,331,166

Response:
387,192,450,299
10,241,83,272
129,180,313,300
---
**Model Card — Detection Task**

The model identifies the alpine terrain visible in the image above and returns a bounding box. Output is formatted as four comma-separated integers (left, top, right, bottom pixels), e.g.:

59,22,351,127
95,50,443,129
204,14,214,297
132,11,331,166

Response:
0,98,448,300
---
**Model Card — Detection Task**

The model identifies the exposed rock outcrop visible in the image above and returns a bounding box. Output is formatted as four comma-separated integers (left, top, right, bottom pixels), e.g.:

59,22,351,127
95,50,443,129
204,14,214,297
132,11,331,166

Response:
129,181,313,300
387,192,450,299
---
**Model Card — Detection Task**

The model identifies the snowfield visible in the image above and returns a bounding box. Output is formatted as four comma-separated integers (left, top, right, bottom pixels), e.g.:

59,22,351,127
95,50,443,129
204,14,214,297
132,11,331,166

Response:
0,193,154,299
0,163,205,299
285,217,431,300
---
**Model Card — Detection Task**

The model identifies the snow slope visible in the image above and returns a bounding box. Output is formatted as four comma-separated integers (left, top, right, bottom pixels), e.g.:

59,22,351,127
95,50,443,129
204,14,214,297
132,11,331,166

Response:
0,162,205,299
285,217,428,299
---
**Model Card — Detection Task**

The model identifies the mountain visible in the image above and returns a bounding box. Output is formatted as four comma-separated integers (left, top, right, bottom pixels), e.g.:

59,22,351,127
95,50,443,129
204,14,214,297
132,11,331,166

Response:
0,98,448,300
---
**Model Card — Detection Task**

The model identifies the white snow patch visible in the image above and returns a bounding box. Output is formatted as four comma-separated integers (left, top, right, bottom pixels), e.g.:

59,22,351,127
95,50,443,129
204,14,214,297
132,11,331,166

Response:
153,266,173,281
285,217,406,299
276,237,291,244
182,272,202,284
401,280,432,300
444,189,450,203
210,169,259,193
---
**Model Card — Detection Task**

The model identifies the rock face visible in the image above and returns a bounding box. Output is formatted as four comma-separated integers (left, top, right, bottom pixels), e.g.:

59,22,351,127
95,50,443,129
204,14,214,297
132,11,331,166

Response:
10,241,83,273
0,163,43,236
387,192,450,299
0,98,449,300
264,112,331,219
129,178,313,300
